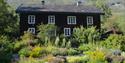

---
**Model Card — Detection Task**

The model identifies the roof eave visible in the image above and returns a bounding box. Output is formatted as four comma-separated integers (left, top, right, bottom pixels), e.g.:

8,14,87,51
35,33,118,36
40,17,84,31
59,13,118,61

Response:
16,10,105,15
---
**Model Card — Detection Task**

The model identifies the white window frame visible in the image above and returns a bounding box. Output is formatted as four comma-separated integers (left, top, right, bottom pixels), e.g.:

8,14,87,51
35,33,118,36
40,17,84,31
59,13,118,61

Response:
48,15,55,24
64,28,71,36
87,16,93,26
28,15,35,24
28,28,35,34
67,16,76,24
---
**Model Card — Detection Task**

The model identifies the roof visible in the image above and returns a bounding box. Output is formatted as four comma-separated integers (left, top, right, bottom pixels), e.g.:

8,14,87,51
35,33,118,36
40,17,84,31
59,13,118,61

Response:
16,4,104,14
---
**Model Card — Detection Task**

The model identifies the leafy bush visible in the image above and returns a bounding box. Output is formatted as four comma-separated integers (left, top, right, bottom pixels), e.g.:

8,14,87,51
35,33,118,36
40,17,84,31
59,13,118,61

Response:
85,48,107,63
66,40,71,48
43,55,65,63
18,47,31,57
100,34,124,50
73,27,100,44
61,38,66,48
67,48,80,56
14,32,36,52
78,44,91,52
30,46,43,57
67,56,88,63
18,58,46,63
55,36,60,47
37,24,57,42
0,35,13,63
52,48,67,56
78,44,97,52
44,45,58,54
18,46,47,58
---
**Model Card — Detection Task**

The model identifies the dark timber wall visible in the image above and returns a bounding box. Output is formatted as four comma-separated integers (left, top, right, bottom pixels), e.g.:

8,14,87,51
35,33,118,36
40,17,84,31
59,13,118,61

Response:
19,12,101,35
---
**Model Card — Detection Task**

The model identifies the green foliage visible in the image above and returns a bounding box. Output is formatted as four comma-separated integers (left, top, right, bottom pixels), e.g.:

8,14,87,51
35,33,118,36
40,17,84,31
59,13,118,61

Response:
67,56,88,63
14,32,36,51
55,36,60,47
66,40,71,48
0,35,13,63
18,47,31,57
37,24,57,41
20,32,35,43
89,0,112,20
85,48,107,63
67,48,80,56
18,46,46,58
78,44,96,52
0,0,19,36
117,16,125,34
96,0,112,18
61,38,66,48
30,46,43,57
73,26,100,44
100,34,124,50
43,55,65,63
18,58,46,63
101,14,125,34
52,48,67,56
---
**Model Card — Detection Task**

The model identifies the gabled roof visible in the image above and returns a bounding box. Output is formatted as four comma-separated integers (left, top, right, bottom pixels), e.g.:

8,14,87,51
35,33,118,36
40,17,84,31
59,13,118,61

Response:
16,4,104,14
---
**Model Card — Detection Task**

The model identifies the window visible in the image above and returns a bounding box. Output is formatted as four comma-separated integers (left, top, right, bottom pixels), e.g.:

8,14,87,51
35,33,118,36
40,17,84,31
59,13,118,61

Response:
28,28,35,34
64,28,71,36
48,15,55,24
87,16,93,26
48,30,56,36
28,15,35,24
67,16,76,24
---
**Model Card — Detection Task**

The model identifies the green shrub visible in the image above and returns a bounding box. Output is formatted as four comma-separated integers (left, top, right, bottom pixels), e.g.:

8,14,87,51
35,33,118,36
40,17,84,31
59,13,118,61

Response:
43,55,65,63
52,48,67,56
67,56,88,63
30,46,43,57
18,58,46,63
0,35,13,63
85,48,107,63
37,24,57,42
66,41,71,48
45,45,58,54
61,38,66,48
78,44,97,52
73,27,100,44
55,36,60,47
14,41,28,52
100,34,124,50
18,47,31,57
78,44,90,52
67,48,80,56
14,32,36,52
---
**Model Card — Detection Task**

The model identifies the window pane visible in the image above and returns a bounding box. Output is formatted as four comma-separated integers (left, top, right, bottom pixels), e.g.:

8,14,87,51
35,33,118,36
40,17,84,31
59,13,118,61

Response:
87,16,93,26
64,28,71,36
67,16,76,24
28,28,35,34
48,15,55,24
28,15,35,24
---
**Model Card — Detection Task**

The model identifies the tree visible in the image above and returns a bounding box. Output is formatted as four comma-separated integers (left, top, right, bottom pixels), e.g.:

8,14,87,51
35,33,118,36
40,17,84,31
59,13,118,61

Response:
0,0,19,37
0,35,13,63
89,0,112,20
98,0,112,20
